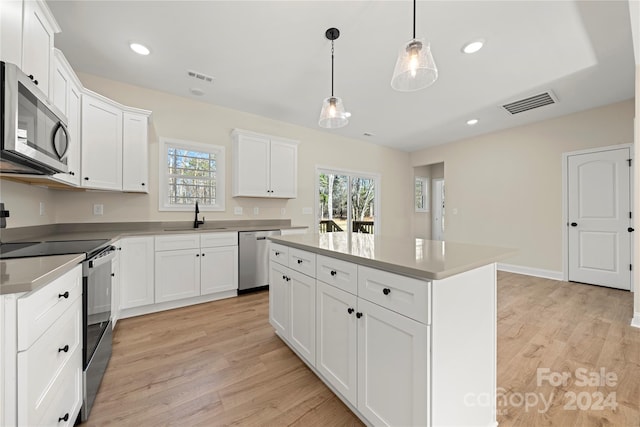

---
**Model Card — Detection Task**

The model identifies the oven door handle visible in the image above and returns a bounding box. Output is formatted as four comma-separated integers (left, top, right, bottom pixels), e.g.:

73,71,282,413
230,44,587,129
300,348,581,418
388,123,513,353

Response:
88,247,116,269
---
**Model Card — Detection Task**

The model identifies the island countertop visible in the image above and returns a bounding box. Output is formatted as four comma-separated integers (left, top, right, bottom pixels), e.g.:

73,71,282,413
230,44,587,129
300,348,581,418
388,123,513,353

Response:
269,233,516,280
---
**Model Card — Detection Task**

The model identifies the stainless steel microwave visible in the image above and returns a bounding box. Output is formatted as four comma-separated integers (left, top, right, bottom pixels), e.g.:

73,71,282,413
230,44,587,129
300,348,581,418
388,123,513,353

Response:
1,61,69,175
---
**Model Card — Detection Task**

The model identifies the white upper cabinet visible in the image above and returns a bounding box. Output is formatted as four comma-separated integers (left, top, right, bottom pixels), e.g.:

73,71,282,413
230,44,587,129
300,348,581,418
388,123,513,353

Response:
81,90,150,191
81,91,123,190
0,0,60,98
51,49,81,186
231,129,298,198
21,0,59,97
122,111,149,192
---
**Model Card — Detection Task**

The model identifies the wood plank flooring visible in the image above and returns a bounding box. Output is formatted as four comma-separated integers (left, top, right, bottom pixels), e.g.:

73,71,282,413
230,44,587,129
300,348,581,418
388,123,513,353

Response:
83,272,639,426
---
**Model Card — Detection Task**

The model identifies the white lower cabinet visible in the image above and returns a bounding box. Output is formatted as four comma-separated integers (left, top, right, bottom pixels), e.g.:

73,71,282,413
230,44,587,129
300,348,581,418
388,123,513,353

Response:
1,265,83,427
357,298,428,426
288,270,316,365
155,248,201,303
119,236,155,309
316,281,357,404
201,246,238,295
269,262,290,338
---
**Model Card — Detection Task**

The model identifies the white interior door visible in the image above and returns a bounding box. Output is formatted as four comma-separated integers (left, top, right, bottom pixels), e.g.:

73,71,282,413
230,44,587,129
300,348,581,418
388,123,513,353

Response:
432,179,445,241
568,148,631,290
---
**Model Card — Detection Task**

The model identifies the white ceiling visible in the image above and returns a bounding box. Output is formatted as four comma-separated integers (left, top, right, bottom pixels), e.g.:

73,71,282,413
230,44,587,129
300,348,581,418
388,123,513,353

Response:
47,1,635,152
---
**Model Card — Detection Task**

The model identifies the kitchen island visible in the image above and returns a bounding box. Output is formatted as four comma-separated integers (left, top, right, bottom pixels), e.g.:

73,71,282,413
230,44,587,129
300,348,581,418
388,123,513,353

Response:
268,233,514,427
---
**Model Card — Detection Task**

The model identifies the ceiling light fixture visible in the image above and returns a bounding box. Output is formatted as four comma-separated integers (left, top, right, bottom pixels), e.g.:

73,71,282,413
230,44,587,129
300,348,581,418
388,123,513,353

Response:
466,118,479,126
391,0,438,91
319,28,349,129
129,42,150,56
462,39,484,54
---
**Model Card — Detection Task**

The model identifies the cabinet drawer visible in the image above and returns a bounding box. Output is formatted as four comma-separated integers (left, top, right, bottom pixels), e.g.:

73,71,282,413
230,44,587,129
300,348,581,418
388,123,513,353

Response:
200,232,238,248
17,265,82,351
155,234,200,251
19,345,82,427
270,243,289,266
18,298,81,422
357,266,429,324
316,255,357,295
288,247,316,277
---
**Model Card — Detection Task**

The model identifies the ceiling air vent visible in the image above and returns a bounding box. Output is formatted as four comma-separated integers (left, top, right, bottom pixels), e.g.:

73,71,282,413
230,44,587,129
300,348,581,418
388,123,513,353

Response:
502,92,557,115
187,69,214,84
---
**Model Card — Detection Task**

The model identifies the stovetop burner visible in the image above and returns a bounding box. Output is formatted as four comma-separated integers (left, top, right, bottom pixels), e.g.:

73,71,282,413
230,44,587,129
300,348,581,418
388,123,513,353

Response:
0,239,110,259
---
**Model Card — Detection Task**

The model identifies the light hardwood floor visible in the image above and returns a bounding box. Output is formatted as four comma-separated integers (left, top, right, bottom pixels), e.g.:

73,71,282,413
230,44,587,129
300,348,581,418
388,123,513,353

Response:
84,272,640,426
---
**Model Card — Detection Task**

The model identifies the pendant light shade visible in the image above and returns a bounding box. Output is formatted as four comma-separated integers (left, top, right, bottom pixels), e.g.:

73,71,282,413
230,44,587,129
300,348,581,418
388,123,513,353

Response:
391,0,438,92
319,96,348,128
319,28,349,129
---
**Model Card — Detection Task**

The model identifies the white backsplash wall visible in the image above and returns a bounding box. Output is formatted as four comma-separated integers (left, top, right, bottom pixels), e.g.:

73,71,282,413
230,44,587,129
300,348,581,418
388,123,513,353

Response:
44,73,412,235
0,179,57,228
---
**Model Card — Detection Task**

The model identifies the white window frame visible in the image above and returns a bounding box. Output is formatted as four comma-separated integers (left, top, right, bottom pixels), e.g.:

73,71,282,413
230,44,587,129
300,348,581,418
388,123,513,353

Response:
158,137,226,211
315,166,381,235
415,176,429,213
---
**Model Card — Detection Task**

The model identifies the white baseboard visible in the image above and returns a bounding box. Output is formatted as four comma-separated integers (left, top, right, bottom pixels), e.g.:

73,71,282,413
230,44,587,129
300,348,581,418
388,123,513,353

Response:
497,263,563,281
119,290,237,320
632,313,640,329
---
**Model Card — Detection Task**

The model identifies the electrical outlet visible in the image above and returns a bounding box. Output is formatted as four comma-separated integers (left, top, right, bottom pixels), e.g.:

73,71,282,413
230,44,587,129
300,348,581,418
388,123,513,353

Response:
234,207,243,215
93,204,104,216
253,207,259,215
39,202,45,216
281,208,286,216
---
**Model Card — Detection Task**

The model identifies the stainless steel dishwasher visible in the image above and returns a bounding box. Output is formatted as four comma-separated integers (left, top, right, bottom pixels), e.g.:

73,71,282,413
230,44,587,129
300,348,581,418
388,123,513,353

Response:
238,229,281,293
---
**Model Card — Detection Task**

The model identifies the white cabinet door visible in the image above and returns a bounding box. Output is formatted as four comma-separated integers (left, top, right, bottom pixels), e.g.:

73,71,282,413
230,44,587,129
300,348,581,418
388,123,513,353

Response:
270,139,297,198
111,241,121,328
21,0,56,97
122,111,149,192
269,263,290,338
120,237,154,309
232,132,270,197
357,298,429,427
201,246,238,295
0,0,23,67
316,281,357,405
288,270,316,366
155,249,201,303
81,93,123,190
51,50,81,186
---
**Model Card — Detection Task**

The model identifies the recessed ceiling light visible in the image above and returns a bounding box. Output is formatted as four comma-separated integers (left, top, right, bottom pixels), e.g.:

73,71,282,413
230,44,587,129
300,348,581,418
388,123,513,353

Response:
129,43,150,56
189,88,205,96
466,119,479,126
345,112,352,118
462,39,484,54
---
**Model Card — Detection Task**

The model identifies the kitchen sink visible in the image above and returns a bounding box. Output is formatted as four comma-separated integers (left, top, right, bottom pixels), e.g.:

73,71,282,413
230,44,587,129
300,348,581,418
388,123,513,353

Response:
163,227,228,232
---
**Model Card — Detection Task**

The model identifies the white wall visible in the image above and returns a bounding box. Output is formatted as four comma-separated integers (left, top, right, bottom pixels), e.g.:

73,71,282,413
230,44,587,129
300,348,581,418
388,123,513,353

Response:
411,99,635,274
412,162,444,239
1,73,413,236
0,179,57,229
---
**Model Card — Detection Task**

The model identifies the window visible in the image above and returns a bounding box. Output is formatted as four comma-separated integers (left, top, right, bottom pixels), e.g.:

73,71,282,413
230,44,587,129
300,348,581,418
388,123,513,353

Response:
415,176,429,212
159,137,225,211
316,168,380,235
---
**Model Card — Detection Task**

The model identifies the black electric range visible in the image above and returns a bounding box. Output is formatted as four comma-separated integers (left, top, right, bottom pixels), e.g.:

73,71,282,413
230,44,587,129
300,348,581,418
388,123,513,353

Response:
0,239,110,259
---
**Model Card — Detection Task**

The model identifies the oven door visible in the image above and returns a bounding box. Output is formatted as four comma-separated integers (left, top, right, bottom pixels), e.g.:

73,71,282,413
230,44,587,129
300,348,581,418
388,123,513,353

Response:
83,246,115,368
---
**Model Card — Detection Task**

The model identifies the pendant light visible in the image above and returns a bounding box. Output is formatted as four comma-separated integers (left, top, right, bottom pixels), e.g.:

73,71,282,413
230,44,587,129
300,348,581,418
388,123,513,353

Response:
391,0,438,92
319,27,348,129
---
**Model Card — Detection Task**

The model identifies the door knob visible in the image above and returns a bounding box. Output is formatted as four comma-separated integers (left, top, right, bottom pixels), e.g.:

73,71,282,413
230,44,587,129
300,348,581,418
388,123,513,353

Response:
347,307,354,314
629,227,635,232
570,222,578,227
383,288,391,295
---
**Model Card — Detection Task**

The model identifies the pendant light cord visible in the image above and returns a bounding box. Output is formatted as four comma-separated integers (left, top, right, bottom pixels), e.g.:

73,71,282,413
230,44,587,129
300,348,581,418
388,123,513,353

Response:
331,40,335,97
412,0,416,39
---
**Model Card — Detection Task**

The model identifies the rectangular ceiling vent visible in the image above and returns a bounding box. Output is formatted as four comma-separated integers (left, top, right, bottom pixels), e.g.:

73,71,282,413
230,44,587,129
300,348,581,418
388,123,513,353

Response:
502,92,557,115
187,69,214,84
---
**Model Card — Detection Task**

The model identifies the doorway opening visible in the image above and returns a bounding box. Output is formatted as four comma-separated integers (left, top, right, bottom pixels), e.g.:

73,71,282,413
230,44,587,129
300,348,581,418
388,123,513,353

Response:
412,162,444,240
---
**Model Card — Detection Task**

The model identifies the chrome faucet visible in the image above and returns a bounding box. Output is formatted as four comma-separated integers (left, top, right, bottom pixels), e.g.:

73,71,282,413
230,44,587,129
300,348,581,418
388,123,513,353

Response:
194,201,205,229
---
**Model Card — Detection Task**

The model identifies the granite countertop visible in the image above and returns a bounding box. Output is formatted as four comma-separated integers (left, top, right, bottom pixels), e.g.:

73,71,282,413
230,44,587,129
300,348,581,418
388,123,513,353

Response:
0,254,84,295
270,233,516,280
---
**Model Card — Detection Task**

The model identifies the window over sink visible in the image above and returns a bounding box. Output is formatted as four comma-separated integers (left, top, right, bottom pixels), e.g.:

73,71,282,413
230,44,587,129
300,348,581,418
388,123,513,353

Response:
159,137,225,211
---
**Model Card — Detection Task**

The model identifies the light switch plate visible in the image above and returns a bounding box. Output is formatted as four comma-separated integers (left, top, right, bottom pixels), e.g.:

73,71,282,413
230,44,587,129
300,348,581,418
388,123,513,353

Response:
93,204,104,216
234,207,243,215
253,207,259,215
